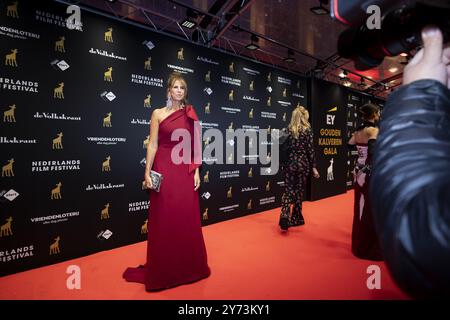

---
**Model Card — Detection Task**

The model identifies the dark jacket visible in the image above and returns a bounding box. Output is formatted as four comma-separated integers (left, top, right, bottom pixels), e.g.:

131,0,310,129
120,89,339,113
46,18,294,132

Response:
371,79,450,298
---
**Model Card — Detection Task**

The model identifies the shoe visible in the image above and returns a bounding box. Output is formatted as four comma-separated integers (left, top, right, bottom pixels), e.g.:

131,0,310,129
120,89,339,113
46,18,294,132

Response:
279,217,289,232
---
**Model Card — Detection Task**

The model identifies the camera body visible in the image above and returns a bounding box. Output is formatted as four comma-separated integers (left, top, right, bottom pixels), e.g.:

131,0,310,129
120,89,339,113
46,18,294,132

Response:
332,0,450,70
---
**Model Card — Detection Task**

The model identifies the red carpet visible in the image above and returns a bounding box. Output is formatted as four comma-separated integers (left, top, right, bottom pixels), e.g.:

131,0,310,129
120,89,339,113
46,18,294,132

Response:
0,191,408,300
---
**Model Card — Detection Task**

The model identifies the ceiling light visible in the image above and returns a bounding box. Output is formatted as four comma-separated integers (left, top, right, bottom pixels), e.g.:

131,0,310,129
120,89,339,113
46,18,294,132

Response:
389,67,398,73
310,0,330,15
245,34,260,50
181,9,198,29
339,70,348,79
105,0,118,3
283,49,296,63
400,52,408,57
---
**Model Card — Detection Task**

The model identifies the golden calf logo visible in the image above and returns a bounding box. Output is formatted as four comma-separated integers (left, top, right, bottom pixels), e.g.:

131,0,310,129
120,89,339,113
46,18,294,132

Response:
5,49,18,67
249,81,254,91
177,48,184,60
229,62,234,73
227,186,232,198
55,36,65,53
6,1,19,18
204,102,210,114
204,136,210,146
249,108,253,119
3,104,16,122
267,72,271,82
0,217,13,237
103,112,112,127
100,203,110,220
247,199,252,210
228,122,234,130
104,27,113,43
248,167,253,178
49,236,60,255
266,181,271,191
267,125,271,135
228,90,234,101
205,71,211,82
282,113,287,122
50,182,62,200
144,57,151,70
202,208,208,220
104,67,113,82
141,219,148,234
203,170,209,183
2,158,14,177
102,156,111,172
143,135,150,149
54,82,64,99
144,94,151,108
283,88,287,97
52,132,63,149
267,96,271,107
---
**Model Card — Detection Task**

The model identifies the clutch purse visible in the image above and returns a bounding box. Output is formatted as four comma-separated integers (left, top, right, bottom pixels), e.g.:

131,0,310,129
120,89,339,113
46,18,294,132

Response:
144,170,163,192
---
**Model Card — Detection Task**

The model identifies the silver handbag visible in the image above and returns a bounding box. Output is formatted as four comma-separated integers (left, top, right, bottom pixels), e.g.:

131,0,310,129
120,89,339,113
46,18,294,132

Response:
143,170,163,192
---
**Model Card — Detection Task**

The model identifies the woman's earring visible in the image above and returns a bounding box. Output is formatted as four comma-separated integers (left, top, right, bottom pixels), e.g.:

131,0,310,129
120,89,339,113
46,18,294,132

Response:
166,95,173,110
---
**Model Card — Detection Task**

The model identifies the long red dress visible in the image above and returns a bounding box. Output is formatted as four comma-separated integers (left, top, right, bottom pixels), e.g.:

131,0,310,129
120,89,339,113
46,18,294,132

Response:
123,105,210,291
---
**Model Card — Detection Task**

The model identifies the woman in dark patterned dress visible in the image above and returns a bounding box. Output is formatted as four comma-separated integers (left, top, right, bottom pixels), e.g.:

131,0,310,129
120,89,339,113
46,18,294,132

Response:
348,103,383,260
279,106,320,232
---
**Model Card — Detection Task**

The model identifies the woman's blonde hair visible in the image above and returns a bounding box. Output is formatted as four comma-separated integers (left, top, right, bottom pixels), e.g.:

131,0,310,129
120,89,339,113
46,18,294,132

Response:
288,105,311,139
167,72,188,105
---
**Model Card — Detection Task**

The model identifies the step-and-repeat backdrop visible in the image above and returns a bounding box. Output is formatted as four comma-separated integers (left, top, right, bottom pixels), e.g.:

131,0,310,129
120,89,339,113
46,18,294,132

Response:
0,0,383,276
0,0,309,276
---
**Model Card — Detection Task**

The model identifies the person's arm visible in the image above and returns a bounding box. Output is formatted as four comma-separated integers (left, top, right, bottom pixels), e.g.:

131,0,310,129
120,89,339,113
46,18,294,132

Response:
366,127,378,159
307,130,319,178
144,110,159,188
370,27,450,298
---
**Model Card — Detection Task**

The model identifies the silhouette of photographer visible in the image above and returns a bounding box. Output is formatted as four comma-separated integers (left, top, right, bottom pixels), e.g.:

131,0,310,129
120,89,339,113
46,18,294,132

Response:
371,26,450,298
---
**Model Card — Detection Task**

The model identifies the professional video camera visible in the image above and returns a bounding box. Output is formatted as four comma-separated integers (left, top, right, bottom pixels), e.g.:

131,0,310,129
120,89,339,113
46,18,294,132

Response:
331,0,450,70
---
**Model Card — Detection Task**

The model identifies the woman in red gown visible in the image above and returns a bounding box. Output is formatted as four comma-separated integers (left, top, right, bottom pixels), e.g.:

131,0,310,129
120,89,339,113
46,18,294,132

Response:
123,73,210,291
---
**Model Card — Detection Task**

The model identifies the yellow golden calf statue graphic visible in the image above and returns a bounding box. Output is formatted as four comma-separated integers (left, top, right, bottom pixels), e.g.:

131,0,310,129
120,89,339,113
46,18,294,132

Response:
205,71,211,82
102,156,111,172
51,182,62,200
104,27,113,42
202,208,209,220
144,57,151,70
249,108,253,119
103,112,112,127
54,82,64,99
141,219,148,234
204,102,210,114
267,96,271,106
52,132,63,149
55,36,65,52
0,217,13,237
143,135,150,149
249,81,254,91
7,2,19,18
2,159,14,177
49,236,60,255
104,67,113,82
283,88,287,97
227,186,232,198
229,62,234,73
144,94,151,108
101,203,110,220
266,181,271,191
248,167,253,178
247,199,252,210
5,49,18,67
3,104,16,123
228,90,234,101
203,170,209,183
177,48,184,60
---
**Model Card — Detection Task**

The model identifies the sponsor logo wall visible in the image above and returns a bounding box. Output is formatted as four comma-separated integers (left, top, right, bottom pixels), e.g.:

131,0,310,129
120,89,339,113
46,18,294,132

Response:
0,1,308,276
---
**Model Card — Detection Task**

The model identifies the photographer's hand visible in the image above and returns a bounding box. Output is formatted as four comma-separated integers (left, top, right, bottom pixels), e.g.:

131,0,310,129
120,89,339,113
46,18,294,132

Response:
403,26,450,88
